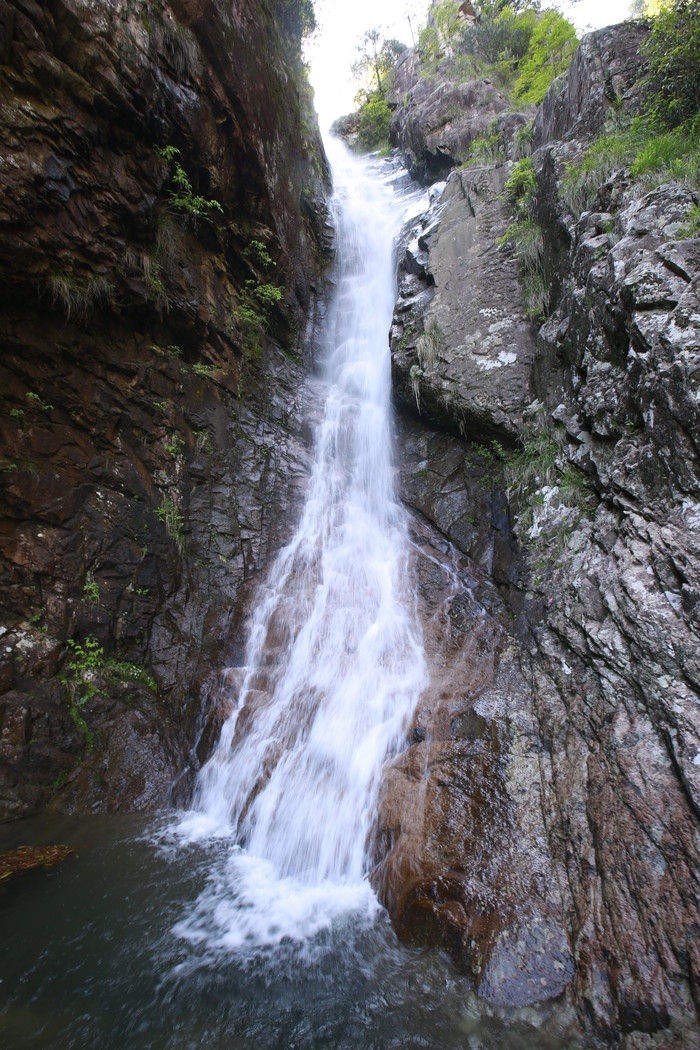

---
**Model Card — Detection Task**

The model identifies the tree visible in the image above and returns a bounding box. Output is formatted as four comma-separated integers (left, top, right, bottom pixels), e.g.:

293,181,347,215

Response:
513,9,578,104
643,0,700,128
352,30,407,97
459,3,538,65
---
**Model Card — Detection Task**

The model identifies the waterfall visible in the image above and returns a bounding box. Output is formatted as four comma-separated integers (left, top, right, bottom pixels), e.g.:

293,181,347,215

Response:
173,140,427,953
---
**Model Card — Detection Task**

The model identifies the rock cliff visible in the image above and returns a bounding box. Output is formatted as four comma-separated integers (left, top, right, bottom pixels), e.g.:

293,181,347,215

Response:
374,19,700,1048
0,0,331,817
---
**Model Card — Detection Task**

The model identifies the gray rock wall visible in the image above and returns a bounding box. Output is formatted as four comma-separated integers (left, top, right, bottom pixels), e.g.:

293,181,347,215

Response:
380,20,700,1047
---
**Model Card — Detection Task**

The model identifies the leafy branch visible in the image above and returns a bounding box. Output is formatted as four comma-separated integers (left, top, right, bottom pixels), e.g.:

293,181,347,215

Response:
156,145,224,227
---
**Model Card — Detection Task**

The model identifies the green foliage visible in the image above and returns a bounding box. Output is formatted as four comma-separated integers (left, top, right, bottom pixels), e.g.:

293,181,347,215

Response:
25,391,53,412
356,93,393,151
9,408,24,421
82,572,100,605
353,29,406,97
156,496,185,546
156,146,223,227
409,364,424,412
417,23,442,74
477,402,594,554
243,239,276,272
561,116,700,216
61,636,158,751
250,281,283,311
499,157,549,319
48,271,114,320
513,9,578,104
678,202,700,238
417,320,446,370
629,123,700,181
459,3,537,66
463,126,508,164
512,122,534,159
504,156,537,208
643,0,700,129
416,0,464,72
235,237,285,351
165,434,184,457
190,363,217,379
559,122,646,215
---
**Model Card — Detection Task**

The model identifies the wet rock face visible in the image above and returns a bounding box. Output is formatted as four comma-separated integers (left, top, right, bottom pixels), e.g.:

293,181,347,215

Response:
0,0,330,817
370,513,574,1010
383,21,700,1047
391,164,537,439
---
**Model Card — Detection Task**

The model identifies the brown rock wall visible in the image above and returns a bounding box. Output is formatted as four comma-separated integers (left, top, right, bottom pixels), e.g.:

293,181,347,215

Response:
0,0,331,817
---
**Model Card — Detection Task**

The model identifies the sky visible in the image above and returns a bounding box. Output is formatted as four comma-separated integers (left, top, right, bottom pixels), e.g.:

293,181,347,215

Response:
306,0,636,126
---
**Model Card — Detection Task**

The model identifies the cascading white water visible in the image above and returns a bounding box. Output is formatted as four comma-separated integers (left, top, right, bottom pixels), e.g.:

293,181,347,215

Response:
173,140,427,951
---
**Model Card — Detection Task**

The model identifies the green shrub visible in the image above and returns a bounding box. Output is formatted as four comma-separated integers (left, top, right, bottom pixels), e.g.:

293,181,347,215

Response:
643,0,700,129
678,202,700,238
463,126,507,164
156,496,185,546
357,94,392,151
272,0,316,51
156,146,223,227
513,10,578,104
61,637,158,751
559,122,646,215
459,3,537,66
504,156,537,209
561,117,700,216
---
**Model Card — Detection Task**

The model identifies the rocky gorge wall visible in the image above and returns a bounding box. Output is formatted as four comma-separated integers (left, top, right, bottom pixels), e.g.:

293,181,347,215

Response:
372,20,700,1049
0,0,331,817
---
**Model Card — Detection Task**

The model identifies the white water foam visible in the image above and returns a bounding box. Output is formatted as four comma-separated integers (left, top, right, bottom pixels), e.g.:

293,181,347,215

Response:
172,141,428,953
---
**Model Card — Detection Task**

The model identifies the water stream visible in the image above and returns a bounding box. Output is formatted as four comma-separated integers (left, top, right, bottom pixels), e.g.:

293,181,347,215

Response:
0,144,578,1049
173,140,428,950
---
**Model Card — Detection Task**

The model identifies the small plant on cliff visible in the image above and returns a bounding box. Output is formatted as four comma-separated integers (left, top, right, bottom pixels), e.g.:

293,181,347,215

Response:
61,637,158,751
417,320,446,371
463,126,508,166
242,239,276,272
190,362,218,379
25,391,53,413
409,364,424,412
155,496,185,546
500,402,593,553
60,637,103,751
499,158,549,319
678,202,700,238
82,571,100,605
236,280,284,356
48,271,114,320
503,156,537,208
156,146,223,228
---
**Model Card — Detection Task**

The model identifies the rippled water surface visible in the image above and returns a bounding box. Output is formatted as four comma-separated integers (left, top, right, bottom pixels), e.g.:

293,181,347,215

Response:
0,813,581,1049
